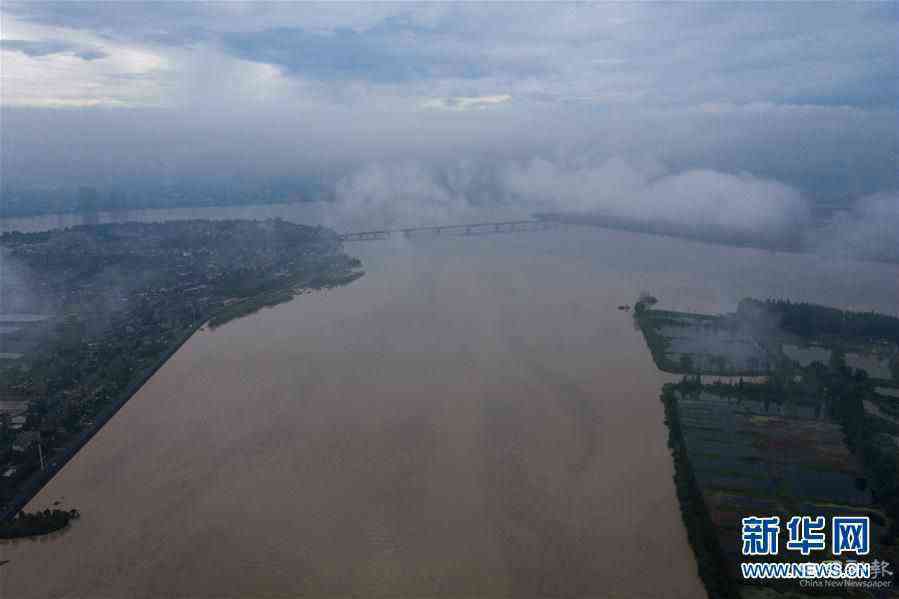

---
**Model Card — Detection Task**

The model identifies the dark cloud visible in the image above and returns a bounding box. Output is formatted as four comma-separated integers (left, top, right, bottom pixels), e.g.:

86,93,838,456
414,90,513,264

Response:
222,26,486,83
0,2,896,228
4,3,895,107
0,38,108,60
2,1,211,42
72,47,108,61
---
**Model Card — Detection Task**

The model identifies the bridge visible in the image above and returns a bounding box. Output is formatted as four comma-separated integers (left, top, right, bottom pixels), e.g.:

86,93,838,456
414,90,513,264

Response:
339,219,556,242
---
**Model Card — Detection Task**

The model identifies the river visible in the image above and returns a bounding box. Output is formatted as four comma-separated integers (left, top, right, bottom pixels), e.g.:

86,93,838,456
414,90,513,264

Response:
2,207,898,598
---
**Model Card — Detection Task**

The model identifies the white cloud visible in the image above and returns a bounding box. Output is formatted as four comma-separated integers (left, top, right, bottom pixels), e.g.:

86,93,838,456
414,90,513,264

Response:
0,14,167,107
809,192,899,262
420,94,511,111
332,162,482,229
0,2,895,211
499,156,809,237
327,156,811,246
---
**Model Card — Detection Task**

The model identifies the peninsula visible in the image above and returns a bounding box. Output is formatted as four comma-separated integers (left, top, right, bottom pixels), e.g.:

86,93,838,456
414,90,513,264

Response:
0,219,363,534
636,298,899,597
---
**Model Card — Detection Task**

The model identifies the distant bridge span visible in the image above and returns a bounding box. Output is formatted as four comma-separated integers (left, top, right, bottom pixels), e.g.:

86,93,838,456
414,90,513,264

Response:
339,219,556,242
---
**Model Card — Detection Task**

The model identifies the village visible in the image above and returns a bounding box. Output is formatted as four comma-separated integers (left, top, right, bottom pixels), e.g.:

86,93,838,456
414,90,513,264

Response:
0,219,363,530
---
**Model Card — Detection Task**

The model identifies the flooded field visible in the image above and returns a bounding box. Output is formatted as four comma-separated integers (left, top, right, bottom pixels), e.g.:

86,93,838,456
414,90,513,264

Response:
671,389,877,576
846,351,896,381
782,344,832,367
2,216,899,598
640,309,771,376
645,295,899,595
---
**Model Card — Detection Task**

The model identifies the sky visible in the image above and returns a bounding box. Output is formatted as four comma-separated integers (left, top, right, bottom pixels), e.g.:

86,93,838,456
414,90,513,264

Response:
0,2,897,257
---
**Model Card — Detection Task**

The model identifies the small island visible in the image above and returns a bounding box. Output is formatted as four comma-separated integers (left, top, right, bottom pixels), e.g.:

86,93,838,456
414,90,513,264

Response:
0,219,363,527
0,508,80,539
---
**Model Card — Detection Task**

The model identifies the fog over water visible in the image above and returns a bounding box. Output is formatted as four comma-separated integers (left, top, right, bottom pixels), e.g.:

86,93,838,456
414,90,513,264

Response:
2,207,898,598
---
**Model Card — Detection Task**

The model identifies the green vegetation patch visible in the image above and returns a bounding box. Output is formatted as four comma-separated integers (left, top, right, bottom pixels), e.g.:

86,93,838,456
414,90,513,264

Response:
0,508,79,539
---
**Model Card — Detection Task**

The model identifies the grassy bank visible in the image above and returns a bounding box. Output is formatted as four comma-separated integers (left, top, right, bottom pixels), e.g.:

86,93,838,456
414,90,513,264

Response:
208,270,364,329
661,383,740,599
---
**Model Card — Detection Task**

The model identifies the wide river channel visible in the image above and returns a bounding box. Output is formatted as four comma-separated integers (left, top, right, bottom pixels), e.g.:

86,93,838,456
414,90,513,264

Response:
2,205,898,598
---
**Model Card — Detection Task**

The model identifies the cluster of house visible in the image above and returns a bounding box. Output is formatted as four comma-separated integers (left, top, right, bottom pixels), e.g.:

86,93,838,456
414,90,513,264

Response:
1,400,42,480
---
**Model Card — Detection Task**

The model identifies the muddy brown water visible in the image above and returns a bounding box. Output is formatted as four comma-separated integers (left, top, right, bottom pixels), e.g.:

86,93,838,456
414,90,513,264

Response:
2,217,898,598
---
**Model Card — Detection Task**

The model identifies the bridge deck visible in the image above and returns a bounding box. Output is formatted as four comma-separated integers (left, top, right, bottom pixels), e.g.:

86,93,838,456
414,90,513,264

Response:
339,220,555,242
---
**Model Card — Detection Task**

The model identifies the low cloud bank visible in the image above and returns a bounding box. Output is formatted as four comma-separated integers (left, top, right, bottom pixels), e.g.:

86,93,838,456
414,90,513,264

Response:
807,192,899,263
330,156,899,264
0,38,108,61
331,156,812,248
500,157,810,243
332,162,487,230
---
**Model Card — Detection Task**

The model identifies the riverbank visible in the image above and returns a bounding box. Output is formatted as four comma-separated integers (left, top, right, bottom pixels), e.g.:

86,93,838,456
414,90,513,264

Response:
0,319,203,523
661,383,738,599
643,300,899,597
208,268,363,329
0,227,713,599
0,220,364,525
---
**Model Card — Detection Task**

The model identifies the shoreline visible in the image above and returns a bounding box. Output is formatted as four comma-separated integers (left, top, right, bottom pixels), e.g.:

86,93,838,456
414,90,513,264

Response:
0,272,365,527
537,213,899,270
0,220,364,529
0,319,205,524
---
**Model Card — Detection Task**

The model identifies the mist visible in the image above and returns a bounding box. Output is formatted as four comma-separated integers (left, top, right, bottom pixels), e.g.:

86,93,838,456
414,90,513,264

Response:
2,6,899,597
807,192,899,263
1,2,897,258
